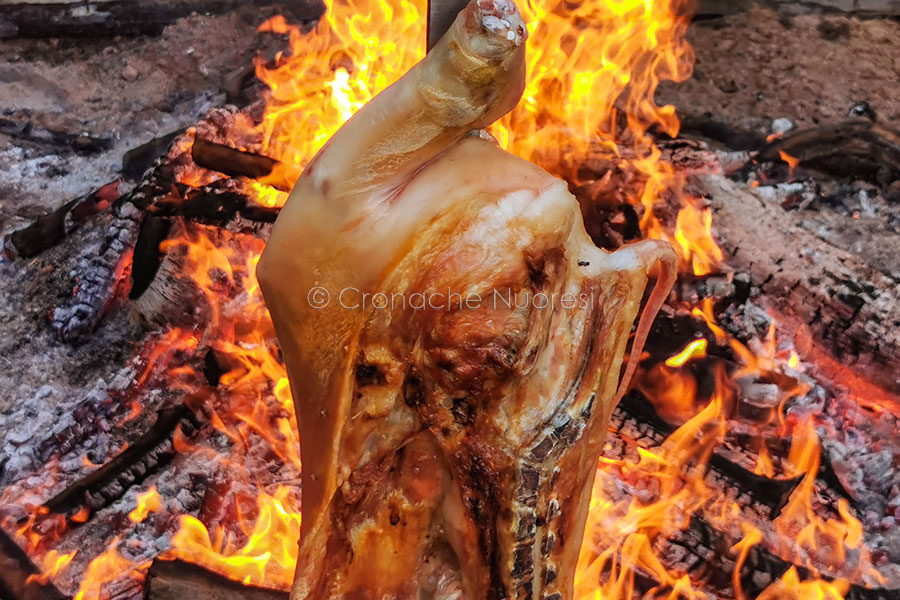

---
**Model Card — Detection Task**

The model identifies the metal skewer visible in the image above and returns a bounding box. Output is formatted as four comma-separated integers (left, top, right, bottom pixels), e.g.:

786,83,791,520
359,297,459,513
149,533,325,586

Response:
426,0,469,51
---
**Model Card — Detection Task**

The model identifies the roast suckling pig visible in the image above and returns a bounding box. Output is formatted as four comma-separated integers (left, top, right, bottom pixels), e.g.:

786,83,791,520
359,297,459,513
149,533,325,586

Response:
257,0,677,597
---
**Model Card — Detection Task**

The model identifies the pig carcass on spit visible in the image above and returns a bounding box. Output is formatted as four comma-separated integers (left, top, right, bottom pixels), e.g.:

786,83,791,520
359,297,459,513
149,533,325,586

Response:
257,0,677,597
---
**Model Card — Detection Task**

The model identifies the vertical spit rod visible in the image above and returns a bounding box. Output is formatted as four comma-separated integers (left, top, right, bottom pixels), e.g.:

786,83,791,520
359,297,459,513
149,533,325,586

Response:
427,0,470,51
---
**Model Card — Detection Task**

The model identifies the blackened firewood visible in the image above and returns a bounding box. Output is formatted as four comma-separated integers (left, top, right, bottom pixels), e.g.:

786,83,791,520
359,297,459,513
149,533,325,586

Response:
122,130,185,181
817,443,858,508
6,181,120,259
202,349,225,387
707,453,804,518
847,585,900,600
0,116,112,155
50,199,143,342
34,387,120,470
51,163,179,342
752,119,900,184
43,406,202,519
146,558,288,600
614,393,809,519
0,528,68,600
191,138,279,181
658,516,898,600
677,109,768,151
150,184,280,225
0,0,325,39
654,516,787,597
130,221,269,327
130,216,173,301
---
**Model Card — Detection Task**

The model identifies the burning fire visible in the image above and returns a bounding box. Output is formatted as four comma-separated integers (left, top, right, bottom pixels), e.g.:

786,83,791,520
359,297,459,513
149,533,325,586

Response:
127,486,162,524
8,0,881,598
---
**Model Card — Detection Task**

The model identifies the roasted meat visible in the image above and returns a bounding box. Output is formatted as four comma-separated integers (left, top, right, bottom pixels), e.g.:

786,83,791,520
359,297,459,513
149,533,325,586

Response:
257,0,677,597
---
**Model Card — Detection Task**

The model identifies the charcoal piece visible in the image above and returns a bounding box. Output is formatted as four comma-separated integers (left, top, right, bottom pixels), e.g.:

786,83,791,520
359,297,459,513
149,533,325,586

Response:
42,406,201,519
51,200,143,342
129,216,173,301
7,181,120,259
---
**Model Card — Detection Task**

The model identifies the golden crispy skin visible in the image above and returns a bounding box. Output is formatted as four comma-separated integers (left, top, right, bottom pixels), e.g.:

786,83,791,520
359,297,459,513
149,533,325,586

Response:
257,1,676,598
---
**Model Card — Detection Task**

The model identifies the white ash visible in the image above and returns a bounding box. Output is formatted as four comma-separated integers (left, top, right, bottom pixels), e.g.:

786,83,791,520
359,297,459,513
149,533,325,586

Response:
0,91,222,228
817,394,900,566
771,117,795,135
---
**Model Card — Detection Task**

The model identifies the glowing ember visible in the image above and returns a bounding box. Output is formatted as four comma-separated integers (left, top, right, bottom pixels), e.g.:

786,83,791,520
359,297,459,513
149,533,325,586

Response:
779,149,801,171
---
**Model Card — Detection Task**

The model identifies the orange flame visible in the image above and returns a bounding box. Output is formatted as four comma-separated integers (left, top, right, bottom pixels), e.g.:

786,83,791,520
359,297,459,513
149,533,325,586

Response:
673,203,723,276
26,549,77,586
72,539,147,600
166,487,301,588
758,568,849,600
664,338,708,367
128,486,163,523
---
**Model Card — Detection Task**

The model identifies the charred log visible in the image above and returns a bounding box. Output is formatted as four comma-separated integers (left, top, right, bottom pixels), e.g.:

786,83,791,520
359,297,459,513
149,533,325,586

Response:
706,453,804,518
0,116,112,155
613,393,807,519
146,558,287,600
129,226,203,328
129,217,174,301
752,119,900,185
130,221,269,327
6,181,120,259
51,163,180,341
149,183,280,225
657,516,898,600
129,179,278,311
0,527,67,600
50,199,143,342
34,387,123,469
692,173,900,403
191,138,279,181
42,406,201,519
122,130,185,181
676,109,768,150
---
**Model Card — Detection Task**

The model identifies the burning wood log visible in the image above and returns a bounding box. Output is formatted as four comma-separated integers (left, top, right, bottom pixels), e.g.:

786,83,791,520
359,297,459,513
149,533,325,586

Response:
612,393,805,519
5,181,120,259
0,527,67,600
0,0,325,39
692,173,900,403
149,183,280,225
145,558,287,600
0,116,113,155
655,516,899,600
51,158,279,341
43,406,201,519
191,139,279,182
122,130,186,181
752,119,900,184
130,216,174,303
131,221,270,327
50,197,144,342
